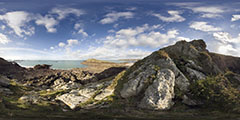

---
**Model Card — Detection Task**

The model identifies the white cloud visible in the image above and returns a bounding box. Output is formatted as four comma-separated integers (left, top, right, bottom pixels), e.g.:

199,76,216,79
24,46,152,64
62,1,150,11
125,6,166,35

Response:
152,10,185,22
0,11,34,37
168,3,224,18
201,13,221,18
213,32,240,44
50,46,54,50
190,6,224,14
68,46,152,60
60,24,180,60
58,42,66,47
74,23,88,37
213,32,232,43
0,47,50,54
77,29,88,37
100,11,134,24
176,36,191,42
1,25,5,30
190,21,222,32
212,32,240,56
58,39,78,50
50,7,85,20
217,43,237,56
104,24,178,48
126,7,137,11
0,33,10,44
35,7,84,33
231,15,240,22
0,47,54,60
74,23,82,30
67,39,78,47
35,15,58,33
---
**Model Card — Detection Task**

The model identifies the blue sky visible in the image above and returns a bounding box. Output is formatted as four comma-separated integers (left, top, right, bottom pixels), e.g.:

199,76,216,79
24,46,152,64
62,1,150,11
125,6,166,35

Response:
0,0,240,60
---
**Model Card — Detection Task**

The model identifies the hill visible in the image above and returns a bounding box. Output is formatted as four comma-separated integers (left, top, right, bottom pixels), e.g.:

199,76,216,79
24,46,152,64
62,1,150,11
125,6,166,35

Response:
0,40,239,119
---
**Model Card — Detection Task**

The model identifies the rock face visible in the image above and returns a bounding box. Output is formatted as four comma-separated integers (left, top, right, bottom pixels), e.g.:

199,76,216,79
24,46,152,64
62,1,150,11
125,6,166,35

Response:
120,64,158,98
118,50,189,110
138,69,175,110
115,39,240,110
120,51,189,97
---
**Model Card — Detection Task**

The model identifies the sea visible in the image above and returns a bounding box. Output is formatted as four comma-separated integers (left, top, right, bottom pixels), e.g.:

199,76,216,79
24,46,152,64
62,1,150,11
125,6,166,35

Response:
14,60,127,70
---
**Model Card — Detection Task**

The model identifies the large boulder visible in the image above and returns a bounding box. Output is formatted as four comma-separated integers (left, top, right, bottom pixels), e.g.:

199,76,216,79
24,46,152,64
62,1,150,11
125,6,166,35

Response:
56,92,89,109
138,69,175,110
120,51,189,99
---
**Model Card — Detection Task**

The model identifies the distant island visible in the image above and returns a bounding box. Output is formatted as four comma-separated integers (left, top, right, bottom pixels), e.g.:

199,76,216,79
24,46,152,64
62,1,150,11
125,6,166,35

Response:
0,40,240,119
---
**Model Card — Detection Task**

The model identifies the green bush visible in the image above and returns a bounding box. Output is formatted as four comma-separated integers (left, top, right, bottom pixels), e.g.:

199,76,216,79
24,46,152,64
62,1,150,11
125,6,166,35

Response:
190,73,240,112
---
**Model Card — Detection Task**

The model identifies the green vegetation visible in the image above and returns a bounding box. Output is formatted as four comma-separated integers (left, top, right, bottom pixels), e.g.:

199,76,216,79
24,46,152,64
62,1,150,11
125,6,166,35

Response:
39,89,68,97
189,73,240,113
157,50,169,59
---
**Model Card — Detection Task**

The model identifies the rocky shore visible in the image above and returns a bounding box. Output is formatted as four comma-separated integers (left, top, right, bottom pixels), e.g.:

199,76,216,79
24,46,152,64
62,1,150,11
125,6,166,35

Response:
0,40,240,119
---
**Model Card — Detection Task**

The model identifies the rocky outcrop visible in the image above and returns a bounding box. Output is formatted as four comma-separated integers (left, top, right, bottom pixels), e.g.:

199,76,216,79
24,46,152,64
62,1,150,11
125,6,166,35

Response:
138,69,175,110
0,58,25,79
114,39,240,111
34,64,52,69
120,64,159,98
0,75,13,95
120,51,189,98
56,80,113,109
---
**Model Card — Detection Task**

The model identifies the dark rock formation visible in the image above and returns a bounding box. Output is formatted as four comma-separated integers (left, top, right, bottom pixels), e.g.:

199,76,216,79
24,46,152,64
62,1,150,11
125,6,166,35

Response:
34,64,52,70
0,58,25,79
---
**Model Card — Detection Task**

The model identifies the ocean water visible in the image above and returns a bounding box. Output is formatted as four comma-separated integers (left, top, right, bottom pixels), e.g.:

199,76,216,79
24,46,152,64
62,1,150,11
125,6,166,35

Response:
14,60,127,70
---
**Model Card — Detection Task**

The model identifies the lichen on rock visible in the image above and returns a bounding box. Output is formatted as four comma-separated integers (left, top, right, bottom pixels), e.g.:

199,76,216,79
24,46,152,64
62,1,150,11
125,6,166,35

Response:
138,69,175,110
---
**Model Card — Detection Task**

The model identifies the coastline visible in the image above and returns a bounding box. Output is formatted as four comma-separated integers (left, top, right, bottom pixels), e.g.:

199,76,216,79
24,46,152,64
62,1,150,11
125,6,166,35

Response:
14,59,133,71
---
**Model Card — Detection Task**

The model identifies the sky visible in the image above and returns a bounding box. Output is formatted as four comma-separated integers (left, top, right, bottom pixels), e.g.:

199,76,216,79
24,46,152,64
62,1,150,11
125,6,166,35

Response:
0,0,240,60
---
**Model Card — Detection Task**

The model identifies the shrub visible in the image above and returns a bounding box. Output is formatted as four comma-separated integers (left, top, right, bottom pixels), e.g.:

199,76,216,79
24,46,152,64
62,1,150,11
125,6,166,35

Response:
190,73,240,112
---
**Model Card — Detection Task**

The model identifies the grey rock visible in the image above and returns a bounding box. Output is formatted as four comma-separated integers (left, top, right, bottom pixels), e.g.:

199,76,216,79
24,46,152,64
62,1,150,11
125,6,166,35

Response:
56,93,89,109
120,54,189,99
95,88,114,101
0,87,13,95
19,93,39,104
78,87,97,98
182,95,203,106
53,80,82,90
186,60,203,71
138,69,175,110
0,75,10,87
186,67,206,80
56,80,113,109
120,65,157,98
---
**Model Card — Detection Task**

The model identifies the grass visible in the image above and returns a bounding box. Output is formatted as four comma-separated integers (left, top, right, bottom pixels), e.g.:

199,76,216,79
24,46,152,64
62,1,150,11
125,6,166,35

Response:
157,50,169,59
